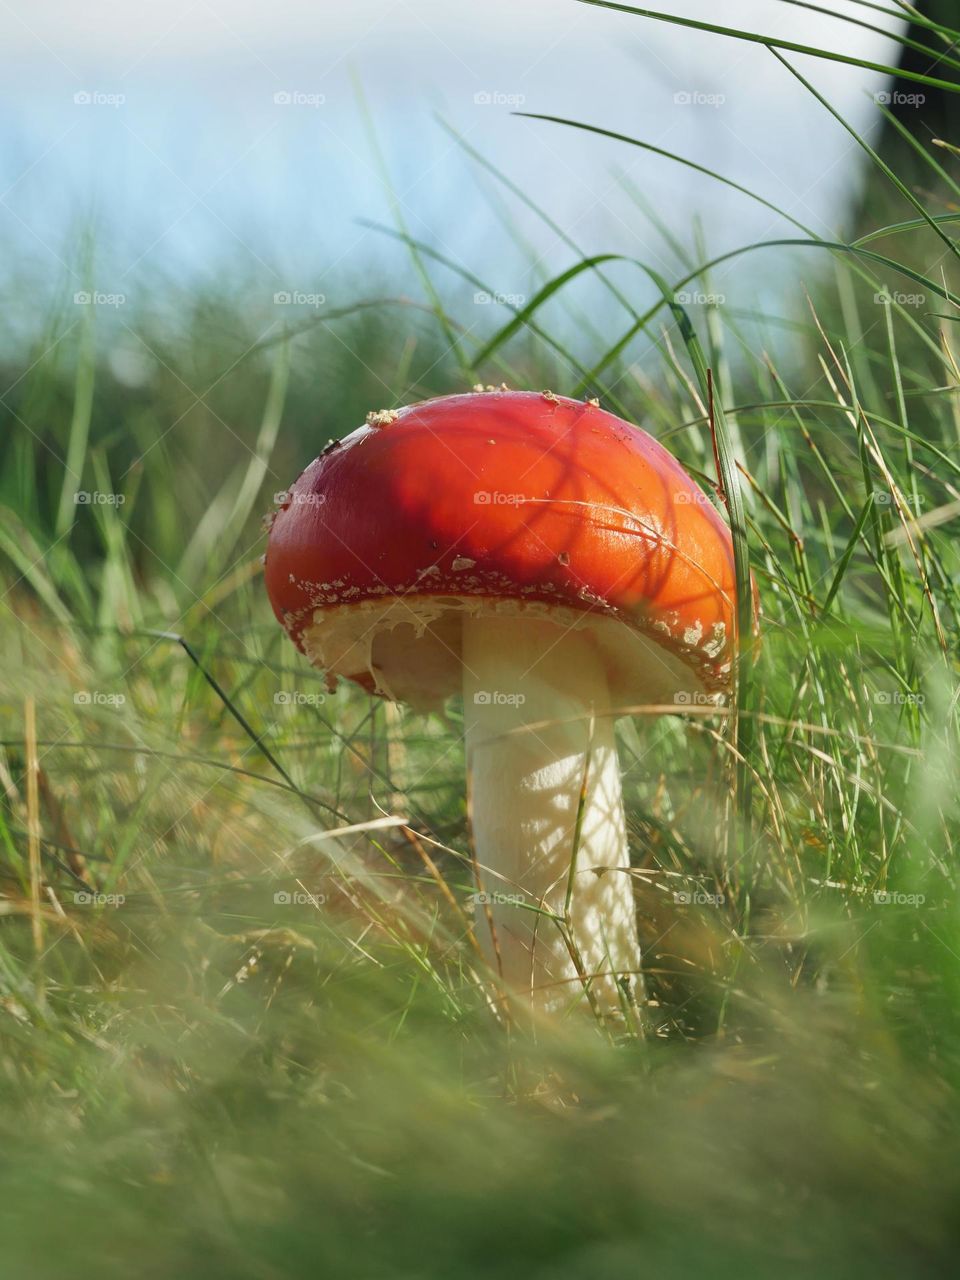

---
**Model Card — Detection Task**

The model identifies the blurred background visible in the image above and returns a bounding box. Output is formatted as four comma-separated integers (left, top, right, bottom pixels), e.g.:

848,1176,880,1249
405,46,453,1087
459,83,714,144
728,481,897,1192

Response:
2,0,905,337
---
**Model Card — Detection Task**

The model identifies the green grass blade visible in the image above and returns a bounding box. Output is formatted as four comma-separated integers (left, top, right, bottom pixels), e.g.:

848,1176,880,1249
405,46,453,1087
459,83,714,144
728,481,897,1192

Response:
575,0,960,94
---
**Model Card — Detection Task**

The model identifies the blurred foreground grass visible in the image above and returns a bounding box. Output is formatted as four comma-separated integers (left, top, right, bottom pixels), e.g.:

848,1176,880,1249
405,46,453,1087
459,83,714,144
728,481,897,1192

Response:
3,5,960,1274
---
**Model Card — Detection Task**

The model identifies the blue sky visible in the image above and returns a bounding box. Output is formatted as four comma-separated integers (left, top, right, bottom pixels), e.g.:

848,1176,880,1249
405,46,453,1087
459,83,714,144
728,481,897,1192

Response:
0,1,904,317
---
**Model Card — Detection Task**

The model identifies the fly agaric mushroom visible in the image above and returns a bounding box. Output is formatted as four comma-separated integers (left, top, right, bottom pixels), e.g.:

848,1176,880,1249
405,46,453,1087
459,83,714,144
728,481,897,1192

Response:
265,390,737,1014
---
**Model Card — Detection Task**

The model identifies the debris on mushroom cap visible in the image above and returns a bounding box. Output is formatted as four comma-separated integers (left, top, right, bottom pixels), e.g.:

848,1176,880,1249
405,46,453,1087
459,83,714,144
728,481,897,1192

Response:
585,397,600,408
320,439,342,456
366,409,400,427
541,390,560,404
473,382,510,393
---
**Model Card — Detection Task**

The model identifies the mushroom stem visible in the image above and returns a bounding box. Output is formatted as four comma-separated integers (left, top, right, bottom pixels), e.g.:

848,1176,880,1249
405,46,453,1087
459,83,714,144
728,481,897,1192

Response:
462,614,641,1014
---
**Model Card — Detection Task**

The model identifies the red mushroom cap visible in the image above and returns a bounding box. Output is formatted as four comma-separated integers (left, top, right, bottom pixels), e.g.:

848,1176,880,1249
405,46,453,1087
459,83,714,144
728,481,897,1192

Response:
265,390,738,708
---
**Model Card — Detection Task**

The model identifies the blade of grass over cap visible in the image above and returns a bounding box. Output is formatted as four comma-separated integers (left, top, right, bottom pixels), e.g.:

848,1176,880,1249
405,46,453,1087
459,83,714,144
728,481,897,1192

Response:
657,279,754,816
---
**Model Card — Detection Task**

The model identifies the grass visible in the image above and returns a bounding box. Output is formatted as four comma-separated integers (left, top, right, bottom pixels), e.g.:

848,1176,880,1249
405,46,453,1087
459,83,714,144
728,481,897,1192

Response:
2,3,960,1275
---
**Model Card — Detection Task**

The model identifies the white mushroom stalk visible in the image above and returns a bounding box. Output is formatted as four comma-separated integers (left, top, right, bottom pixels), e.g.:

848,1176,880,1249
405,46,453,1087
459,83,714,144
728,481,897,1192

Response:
461,614,641,1015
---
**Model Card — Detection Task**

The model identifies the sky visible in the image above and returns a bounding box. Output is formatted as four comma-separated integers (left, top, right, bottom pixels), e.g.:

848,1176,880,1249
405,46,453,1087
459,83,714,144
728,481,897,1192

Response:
0,1,906,319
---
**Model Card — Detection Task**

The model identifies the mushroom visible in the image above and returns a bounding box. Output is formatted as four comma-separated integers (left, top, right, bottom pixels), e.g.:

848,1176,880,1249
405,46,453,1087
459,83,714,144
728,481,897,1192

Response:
265,390,737,1015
